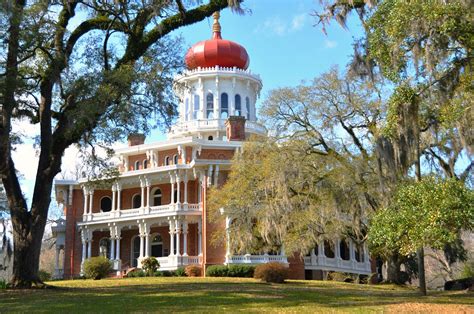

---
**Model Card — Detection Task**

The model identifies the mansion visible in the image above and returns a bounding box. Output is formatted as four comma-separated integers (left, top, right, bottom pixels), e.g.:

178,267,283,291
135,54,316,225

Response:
52,12,372,280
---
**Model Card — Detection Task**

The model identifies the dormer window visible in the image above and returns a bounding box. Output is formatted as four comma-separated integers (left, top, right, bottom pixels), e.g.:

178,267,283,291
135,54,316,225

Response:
173,154,178,165
134,160,140,170
185,98,189,121
164,156,170,166
193,94,200,120
143,160,148,169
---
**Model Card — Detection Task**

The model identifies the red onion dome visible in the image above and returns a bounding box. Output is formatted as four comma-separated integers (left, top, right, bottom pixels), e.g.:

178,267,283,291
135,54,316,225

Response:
185,12,249,70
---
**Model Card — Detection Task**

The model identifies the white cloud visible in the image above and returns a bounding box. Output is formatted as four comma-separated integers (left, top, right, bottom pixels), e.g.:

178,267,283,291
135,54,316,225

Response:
324,39,338,49
255,13,308,36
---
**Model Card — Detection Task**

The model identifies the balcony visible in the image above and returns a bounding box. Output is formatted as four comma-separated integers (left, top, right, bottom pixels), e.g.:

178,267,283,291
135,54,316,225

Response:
168,119,266,138
303,255,371,275
82,203,202,224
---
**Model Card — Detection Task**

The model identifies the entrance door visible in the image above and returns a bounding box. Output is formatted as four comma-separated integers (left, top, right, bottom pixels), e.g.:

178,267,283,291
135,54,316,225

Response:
150,234,163,257
132,236,140,267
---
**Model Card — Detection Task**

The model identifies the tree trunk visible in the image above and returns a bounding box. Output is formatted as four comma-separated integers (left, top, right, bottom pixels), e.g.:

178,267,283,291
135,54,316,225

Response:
386,253,403,284
417,247,427,295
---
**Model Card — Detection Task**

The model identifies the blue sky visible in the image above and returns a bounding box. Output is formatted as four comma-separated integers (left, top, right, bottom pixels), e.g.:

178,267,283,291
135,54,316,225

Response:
148,0,364,141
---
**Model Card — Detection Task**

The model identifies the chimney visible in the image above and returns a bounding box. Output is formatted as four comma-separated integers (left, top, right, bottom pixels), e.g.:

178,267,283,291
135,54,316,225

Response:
225,116,246,141
127,133,145,146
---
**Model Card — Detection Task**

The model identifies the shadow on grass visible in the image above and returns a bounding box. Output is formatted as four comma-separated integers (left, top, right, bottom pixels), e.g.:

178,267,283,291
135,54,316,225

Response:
1,278,472,313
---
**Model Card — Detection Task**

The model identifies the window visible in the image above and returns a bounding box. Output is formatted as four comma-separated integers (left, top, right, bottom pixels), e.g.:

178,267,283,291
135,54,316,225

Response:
164,156,170,166
185,98,189,121
193,94,200,119
324,240,335,258
100,196,112,212
132,194,141,209
235,94,241,116
208,135,213,141
134,160,140,170
220,93,228,119
355,245,364,262
340,240,350,261
153,189,162,206
173,154,178,165
150,233,163,257
206,93,214,119
99,238,111,259
143,159,148,169
174,189,178,204
245,97,250,120
132,236,140,267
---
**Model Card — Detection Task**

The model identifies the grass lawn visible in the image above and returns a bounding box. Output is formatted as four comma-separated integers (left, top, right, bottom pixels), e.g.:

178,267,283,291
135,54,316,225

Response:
0,277,472,313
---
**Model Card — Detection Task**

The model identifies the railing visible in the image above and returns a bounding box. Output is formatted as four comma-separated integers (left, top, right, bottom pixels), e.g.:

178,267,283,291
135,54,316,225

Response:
140,255,202,270
169,119,267,136
176,65,262,81
304,255,371,274
84,203,202,223
226,254,288,265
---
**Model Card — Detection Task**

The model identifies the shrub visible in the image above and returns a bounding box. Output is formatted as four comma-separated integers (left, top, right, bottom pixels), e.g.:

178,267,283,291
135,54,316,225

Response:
227,265,255,278
0,279,7,289
126,269,145,278
83,256,112,280
175,267,187,277
327,272,354,282
254,262,288,283
185,265,202,277
460,260,474,279
161,270,173,277
38,270,51,282
141,257,160,276
206,265,229,277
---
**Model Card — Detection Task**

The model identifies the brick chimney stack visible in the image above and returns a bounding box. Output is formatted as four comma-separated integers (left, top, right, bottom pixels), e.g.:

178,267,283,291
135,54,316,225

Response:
127,133,145,146
225,116,246,141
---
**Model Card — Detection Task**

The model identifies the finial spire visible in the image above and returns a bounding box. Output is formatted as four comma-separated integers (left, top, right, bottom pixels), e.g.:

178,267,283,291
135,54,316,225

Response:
212,11,222,39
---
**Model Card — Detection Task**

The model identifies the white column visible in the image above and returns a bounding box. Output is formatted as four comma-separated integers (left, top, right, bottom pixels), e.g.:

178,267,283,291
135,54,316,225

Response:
140,178,145,208
183,220,188,256
170,176,175,204
363,243,369,263
184,172,188,204
214,165,220,186
175,219,181,256
87,240,92,259
207,165,213,186
335,240,341,259
197,177,202,203
116,230,121,261
110,235,116,260
54,247,60,273
117,184,122,211
82,187,88,216
214,90,219,119
144,223,150,258
146,181,151,208
198,220,202,256
88,189,94,214
139,234,145,259
225,216,231,257
176,174,181,205
111,185,116,211
81,241,87,271
169,220,175,256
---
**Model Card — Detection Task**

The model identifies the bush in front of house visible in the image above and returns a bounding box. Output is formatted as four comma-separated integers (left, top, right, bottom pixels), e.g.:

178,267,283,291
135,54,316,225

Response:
206,265,229,277
175,267,187,277
227,265,255,278
83,256,112,280
254,262,288,283
184,265,202,277
141,257,160,276
38,269,51,282
0,279,7,289
126,269,145,278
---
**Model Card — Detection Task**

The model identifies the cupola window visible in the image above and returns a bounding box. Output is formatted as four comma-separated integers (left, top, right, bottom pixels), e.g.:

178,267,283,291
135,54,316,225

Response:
245,97,250,120
220,93,228,119
193,95,200,120
235,94,241,116
164,156,170,166
173,154,178,165
134,160,140,170
185,98,189,121
206,93,214,119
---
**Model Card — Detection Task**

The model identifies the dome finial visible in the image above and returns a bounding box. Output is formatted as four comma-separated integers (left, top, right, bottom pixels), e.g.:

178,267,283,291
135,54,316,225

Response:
212,11,222,39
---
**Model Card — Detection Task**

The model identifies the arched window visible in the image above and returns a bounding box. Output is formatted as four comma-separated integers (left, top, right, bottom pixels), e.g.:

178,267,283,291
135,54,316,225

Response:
185,98,189,121
132,236,140,267
99,238,111,259
100,196,112,212
134,160,140,170
355,245,364,262
324,240,335,258
173,154,178,165
132,194,141,209
220,93,228,119
193,94,200,119
150,233,163,257
164,156,170,166
206,93,214,119
174,189,178,204
245,97,250,120
208,135,213,141
143,159,148,169
340,240,350,261
235,94,241,116
153,189,162,206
